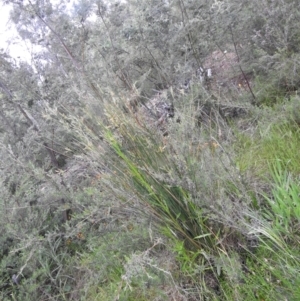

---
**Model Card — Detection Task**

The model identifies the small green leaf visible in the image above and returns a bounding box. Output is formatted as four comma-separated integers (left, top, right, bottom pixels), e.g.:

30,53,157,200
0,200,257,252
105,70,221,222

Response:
194,233,212,239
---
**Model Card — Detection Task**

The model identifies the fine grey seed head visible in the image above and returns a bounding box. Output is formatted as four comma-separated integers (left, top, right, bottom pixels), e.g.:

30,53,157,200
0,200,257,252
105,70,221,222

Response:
12,274,19,285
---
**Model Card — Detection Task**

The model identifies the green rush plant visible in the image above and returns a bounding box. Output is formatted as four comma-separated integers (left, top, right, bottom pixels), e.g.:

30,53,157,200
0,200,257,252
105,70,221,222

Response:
104,127,216,251
263,160,300,237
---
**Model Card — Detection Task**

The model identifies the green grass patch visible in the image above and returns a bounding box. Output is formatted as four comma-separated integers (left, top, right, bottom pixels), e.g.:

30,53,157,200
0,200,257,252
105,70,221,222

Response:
236,122,300,176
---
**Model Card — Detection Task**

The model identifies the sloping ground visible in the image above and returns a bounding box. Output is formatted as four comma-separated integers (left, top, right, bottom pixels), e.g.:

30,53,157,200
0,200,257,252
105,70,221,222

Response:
204,46,253,96
134,46,252,136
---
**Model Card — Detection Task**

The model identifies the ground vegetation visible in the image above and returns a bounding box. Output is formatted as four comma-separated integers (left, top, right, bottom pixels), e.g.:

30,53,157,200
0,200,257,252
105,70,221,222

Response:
1,0,300,300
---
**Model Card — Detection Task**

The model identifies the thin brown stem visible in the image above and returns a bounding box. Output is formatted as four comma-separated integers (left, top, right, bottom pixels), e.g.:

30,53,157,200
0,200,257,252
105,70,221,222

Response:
229,26,257,105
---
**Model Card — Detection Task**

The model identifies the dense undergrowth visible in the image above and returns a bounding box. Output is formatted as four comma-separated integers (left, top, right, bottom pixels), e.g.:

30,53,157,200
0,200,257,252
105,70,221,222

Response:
1,0,300,300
